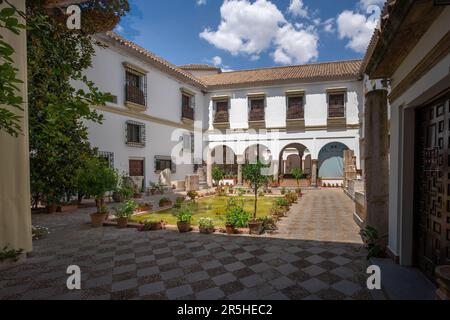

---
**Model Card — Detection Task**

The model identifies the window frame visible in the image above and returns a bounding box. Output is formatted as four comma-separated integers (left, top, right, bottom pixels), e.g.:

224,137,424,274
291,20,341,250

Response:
327,92,347,119
248,96,266,122
126,120,146,148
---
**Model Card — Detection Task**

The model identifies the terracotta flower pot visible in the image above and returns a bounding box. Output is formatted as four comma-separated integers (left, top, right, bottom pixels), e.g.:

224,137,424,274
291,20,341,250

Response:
225,224,235,235
117,217,128,229
199,227,215,235
177,222,191,233
90,212,107,228
151,222,163,231
46,203,58,214
248,220,263,235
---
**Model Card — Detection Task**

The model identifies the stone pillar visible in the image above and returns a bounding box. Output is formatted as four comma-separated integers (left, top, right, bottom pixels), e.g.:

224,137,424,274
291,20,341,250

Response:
364,90,389,246
237,155,244,186
311,160,318,187
207,151,213,188
0,0,32,253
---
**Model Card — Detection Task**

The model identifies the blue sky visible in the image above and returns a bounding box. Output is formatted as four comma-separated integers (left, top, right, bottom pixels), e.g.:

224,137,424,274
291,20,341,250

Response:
115,0,384,71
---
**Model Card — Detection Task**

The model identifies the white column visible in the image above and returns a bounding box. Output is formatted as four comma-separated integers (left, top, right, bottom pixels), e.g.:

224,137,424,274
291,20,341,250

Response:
207,150,213,188
0,0,32,253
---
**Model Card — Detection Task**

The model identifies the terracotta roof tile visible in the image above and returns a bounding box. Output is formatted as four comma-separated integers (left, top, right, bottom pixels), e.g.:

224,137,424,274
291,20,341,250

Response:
179,64,222,72
197,60,363,89
101,32,207,89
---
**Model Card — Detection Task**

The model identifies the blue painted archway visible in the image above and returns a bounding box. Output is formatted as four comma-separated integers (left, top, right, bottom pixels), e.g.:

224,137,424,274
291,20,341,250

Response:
318,142,349,178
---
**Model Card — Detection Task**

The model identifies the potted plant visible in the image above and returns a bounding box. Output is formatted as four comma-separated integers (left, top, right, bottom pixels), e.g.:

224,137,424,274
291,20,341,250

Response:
212,166,225,192
148,182,159,196
175,204,193,233
199,217,215,234
243,161,268,235
114,200,138,229
76,158,118,227
159,197,172,207
224,198,251,235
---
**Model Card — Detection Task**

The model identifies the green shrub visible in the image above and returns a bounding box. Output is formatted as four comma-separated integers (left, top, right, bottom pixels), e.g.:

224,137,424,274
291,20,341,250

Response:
259,216,277,233
187,190,198,201
199,217,214,229
175,204,193,223
114,200,138,219
281,187,287,195
224,198,250,228
159,197,171,207
275,197,290,207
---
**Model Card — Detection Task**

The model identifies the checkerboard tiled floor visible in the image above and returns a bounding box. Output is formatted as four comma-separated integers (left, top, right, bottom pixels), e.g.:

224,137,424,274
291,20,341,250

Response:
0,190,372,300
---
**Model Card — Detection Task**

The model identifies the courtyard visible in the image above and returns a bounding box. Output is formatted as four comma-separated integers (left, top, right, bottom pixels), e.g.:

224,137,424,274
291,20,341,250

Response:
0,189,373,300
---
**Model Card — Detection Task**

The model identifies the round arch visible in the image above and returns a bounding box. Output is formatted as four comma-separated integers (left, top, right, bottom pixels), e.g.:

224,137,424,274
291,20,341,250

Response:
244,144,272,165
278,143,310,177
318,142,349,178
210,145,238,176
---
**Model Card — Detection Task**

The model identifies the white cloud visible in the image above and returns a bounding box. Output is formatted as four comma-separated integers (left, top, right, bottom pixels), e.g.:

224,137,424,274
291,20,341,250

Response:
273,24,318,65
337,9,379,53
196,0,207,6
200,0,285,56
210,56,222,66
200,0,319,65
358,0,385,11
288,0,308,18
323,18,335,33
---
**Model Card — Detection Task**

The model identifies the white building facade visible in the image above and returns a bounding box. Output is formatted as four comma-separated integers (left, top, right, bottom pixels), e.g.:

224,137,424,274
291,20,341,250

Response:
84,32,364,189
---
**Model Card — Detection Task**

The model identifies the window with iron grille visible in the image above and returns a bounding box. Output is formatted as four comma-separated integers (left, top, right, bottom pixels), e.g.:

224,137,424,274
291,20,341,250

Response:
126,121,146,147
125,67,147,107
98,151,114,168
182,94,195,120
328,93,346,118
155,156,176,173
287,96,304,120
214,100,229,123
249,98,265,122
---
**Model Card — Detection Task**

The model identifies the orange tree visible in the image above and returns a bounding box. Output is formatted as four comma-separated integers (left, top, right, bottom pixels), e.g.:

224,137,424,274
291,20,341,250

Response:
243,161,269,221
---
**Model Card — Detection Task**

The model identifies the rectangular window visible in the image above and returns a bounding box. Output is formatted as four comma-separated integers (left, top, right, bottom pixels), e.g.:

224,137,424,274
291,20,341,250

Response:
98,151,114,168
328,93,345,118
126,121,146,147
125,67,147,107
182,93,195,120
214,100,229,123
249,98,265,122
155,156,175,173
287,96,304,120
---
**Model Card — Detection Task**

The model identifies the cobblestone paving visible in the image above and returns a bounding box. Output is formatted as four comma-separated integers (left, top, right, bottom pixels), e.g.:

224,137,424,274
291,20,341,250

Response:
0,190,371,300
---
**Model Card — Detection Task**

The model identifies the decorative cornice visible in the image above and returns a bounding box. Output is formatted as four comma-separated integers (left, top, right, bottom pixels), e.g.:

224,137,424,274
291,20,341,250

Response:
93,105,195,131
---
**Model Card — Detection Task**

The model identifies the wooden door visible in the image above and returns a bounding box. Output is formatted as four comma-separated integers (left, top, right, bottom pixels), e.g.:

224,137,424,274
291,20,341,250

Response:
414,93,450,281
129,159,144,177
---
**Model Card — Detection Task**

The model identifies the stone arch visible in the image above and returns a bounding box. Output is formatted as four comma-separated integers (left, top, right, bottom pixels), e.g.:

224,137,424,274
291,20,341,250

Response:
318,142,349,178
244,144,273,165
278,143,309,177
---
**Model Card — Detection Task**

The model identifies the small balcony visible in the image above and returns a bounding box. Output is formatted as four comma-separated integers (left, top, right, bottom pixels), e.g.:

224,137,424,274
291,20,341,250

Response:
125,85,146,111
286,106,305,129
214,110,230,129
248,109,265,129
328,104,346,128
182,105,195,124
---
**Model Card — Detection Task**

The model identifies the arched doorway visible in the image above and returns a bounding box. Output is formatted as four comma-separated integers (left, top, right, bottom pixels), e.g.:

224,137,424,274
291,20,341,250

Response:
244,144,272,165
318,142,349,179
211,145,237,177
279,143,309,178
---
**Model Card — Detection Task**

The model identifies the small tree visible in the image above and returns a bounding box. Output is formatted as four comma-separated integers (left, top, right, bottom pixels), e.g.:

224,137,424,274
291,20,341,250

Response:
291,168,304,189
76,158,118,213
243,161,269,221
212,166,225,187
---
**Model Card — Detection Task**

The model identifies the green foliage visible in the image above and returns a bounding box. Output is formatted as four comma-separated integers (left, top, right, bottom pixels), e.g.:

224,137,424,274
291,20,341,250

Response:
114,200,137,219
27,8,114,206
173,197,185,209
75,157,118,212
291,168,304,187
32,225,49,240
243,161,269,220
281,187,287,195
212,166,225,186
0,5,26,137
285,191,298,204
259,216,277,233
175,204,193,223
275,197,290,207
0,246,23,262
361,225,385,259
236,187,245,197
224,198,251,228
198,217,214,229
